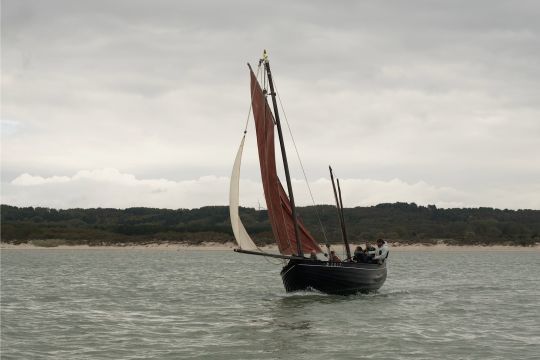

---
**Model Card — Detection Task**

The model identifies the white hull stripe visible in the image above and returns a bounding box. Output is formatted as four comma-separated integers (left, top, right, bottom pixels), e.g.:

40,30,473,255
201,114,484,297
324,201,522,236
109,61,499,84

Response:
298,264,386,271
282,263,386,278
281,264,297,277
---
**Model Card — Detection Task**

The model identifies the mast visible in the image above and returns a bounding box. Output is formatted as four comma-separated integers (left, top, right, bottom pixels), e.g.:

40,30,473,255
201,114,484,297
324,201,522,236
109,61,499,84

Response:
337,178,351,260
263,51,303,257
329,166,351,260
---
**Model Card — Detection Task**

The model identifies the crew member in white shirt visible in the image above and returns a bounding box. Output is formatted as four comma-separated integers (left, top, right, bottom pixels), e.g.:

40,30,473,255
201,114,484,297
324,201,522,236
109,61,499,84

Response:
368,239,389,264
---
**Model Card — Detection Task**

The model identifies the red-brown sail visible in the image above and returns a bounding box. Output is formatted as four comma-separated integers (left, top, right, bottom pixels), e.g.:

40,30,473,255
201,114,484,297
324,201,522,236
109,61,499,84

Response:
250,68,322,255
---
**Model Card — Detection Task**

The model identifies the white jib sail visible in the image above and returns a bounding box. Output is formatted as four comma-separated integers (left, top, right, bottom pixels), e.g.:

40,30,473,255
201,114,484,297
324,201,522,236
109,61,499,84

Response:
229,134,258,250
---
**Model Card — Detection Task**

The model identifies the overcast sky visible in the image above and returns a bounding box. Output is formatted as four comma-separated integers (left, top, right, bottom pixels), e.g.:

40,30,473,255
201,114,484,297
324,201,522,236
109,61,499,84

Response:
2,0,539,210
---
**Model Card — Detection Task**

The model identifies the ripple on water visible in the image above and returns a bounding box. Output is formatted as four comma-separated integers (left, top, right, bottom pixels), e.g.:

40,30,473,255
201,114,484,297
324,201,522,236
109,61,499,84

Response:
1,249,539,360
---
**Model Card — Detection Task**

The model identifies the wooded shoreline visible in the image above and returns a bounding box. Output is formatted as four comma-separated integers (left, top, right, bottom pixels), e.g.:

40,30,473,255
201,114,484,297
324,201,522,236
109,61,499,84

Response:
2,203,539,247
1,241,538,251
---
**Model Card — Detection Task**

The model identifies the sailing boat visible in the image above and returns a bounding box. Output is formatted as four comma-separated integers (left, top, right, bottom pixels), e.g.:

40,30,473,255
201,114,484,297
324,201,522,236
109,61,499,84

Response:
229,51,387,295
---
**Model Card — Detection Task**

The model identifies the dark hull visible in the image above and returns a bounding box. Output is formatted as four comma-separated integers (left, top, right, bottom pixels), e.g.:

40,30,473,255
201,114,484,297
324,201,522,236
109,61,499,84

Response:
280,259,387,295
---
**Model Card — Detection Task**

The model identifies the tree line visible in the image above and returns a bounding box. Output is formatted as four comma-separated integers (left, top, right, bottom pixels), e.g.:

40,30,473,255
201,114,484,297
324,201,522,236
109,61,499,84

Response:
1,203,538,246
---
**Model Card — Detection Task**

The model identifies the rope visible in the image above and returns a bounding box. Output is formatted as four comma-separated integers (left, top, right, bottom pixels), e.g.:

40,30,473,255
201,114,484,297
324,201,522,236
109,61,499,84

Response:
272,79,331,247
261,253,285,266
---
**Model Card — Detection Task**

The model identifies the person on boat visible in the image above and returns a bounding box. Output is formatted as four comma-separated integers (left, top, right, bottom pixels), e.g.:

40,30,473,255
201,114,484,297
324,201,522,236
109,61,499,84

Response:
353,246,368,263
364,242,376,261
309,250,318,261
368,239,389,264
329,250,341,262
365,242,376,253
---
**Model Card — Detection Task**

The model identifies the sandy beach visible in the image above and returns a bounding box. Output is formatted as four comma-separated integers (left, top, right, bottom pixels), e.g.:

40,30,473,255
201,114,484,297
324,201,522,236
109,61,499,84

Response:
0,242,241,251
1,241,538,252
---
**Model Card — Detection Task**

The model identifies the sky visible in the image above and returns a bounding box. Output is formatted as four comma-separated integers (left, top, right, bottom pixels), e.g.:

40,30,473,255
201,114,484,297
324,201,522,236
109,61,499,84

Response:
2,0,540,210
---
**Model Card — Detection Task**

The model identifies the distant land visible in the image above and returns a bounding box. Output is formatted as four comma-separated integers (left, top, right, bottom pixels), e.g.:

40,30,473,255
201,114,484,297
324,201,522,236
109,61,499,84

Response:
1,203,539,247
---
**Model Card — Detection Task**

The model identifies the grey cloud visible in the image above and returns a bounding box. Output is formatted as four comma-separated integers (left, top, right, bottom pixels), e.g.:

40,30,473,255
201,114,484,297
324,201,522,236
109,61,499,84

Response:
2,0,539,208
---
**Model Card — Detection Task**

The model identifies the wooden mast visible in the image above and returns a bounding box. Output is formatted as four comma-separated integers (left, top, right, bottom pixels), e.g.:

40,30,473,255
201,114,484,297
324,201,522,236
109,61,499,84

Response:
329,166,352,260
263,50,303,257
337,178,352,259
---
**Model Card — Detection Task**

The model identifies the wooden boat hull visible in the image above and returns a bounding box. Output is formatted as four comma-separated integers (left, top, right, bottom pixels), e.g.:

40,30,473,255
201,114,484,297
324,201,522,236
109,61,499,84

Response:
280,259,387,295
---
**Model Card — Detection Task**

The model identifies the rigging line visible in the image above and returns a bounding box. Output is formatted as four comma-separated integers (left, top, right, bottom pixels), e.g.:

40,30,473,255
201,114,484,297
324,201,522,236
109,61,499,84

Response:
261,253,284,266
272,80,330,246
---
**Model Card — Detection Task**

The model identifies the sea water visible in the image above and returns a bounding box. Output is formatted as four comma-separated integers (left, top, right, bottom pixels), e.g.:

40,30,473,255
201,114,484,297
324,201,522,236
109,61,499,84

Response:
1,249,539,359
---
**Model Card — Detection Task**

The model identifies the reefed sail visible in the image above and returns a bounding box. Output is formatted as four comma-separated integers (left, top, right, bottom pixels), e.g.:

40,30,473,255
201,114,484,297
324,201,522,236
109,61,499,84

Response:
249,68,322,255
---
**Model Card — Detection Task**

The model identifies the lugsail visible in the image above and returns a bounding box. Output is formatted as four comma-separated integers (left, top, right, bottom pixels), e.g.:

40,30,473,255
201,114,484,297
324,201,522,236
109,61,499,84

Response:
229,134,258,251
250,68,322,255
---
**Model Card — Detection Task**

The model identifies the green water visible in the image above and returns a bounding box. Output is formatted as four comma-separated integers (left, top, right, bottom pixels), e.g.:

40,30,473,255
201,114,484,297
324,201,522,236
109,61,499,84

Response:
1,249,539,359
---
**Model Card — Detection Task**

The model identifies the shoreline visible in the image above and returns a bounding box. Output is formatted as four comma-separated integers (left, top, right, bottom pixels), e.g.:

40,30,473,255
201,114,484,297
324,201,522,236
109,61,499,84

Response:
1,242,538,252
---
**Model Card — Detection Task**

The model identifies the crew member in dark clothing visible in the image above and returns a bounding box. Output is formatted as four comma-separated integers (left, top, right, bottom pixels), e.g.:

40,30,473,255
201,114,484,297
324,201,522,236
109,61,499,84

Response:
353,246,367,263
